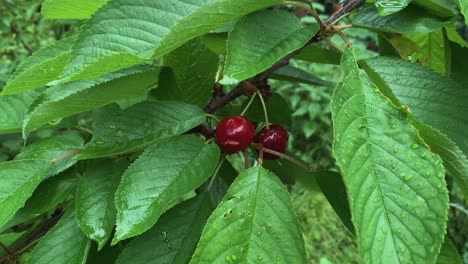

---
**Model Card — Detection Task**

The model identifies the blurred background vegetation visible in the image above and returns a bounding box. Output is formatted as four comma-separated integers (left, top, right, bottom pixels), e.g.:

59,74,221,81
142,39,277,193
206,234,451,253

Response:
0,0,466,263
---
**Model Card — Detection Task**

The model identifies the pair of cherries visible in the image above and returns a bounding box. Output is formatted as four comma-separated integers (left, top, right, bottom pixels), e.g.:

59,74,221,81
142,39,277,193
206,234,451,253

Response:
215,116,287,160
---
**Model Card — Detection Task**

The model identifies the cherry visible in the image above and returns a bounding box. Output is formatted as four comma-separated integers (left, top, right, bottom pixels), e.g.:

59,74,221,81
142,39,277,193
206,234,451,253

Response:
215,116,255,154
254,124,288,160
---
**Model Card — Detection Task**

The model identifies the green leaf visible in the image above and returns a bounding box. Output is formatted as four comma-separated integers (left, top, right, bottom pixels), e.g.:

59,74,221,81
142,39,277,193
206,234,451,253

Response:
117,193,215,264
294,43,341,64
113,135,220,243
243,93,293,128
15,132,84,177
412,0,458,18
78,101,206,159
406,29,450,74
58,0,284,82
270,65,332,86
352,4,455,34
314,170,354,233
2,37,75,95
221,10,318,84
449,40,468,85
27,207,91,264
0,90,40,134
156,39,218,107
374,0,411,16
460,0,468,27
1,169,79,233
446,23,468,48
331,48,448,264
23,65,159,137
361,56,468,156
435,236,463,264
0,160,51,229
76,159,129,249
191,166,306,263
201,33,227,55
412,121,468,197
42,0,108,19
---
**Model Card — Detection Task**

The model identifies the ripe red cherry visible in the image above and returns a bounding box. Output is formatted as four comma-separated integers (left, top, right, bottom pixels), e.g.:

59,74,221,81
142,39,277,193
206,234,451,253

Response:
254,125,288,160
215,116,255,154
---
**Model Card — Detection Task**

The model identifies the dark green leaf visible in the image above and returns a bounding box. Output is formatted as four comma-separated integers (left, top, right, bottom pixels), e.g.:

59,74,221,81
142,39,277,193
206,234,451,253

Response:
222,10,318,84
113,135,220,243
243,93,293,128
361,56,468,155
27,207,91,264
76,159,129,249
314,170,354,233
15,132,84,177
57,0,284,82
412,0,458,18
270,65,332,86
78,101,206,159
294,43,341,64
117,193,214,264
331,48,448,263
191,166,306,263
156,39,218,107
24,65,159,137
435,236,463,264
352,4,455,34
201,33,227,55
449,40,468,85
0,231,27,256
0,160,51,229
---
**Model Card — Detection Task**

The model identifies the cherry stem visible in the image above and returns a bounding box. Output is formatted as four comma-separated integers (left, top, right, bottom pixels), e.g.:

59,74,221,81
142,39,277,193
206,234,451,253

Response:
329,28,352,47
0,242,14,257
240,92,257,116
50,149,83,164
257,144,264,166
256,91,270,130
252,143,313,172
206,154,226,191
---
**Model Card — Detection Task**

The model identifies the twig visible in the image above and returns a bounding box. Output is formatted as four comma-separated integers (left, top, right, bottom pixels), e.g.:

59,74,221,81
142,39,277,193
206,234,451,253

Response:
252,144,313,172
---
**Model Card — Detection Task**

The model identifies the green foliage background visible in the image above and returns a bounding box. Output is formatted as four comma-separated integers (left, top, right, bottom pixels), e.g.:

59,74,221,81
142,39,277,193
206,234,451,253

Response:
0,1,466,263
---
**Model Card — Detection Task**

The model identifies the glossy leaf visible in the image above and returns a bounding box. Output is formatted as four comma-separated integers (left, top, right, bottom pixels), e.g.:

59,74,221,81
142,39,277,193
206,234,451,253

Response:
156,39,218,107
331,48,448,263
23,65,159,137
27,207,91,264
201,33,227,55
76,159,129,249
113,135,220,243
117,193,215,264
15,132,84,177
352,4,455,34
270,65,332,86
435,237,463,264
412,0,458,18
42,0,108,19
2,37,75,95
78,101,206,159
57,0,284,82
314,170,354,233
0,90,40,134
1,169,79,233
361,57,468,156
374,0,411,16
222,10,318,84
0,160,51,229
191,166,306,264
